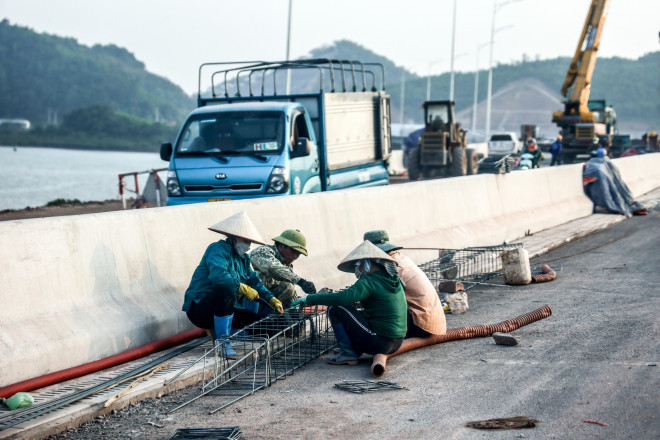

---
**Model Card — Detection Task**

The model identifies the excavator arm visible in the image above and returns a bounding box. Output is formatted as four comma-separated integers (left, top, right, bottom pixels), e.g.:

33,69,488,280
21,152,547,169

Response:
553,0,610,123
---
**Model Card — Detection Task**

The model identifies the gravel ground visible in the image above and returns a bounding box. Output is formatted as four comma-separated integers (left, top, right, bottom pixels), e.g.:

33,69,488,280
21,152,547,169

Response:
0,200,125,222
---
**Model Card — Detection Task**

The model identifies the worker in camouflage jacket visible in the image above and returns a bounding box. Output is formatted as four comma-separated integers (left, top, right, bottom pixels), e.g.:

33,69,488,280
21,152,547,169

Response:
249,229,317,309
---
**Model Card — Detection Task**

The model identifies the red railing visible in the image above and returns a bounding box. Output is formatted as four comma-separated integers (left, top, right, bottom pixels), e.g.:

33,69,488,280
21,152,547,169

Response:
118,168,168,209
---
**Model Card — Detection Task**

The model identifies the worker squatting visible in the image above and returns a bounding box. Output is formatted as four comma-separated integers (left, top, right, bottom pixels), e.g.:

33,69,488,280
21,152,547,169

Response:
182,211,447,364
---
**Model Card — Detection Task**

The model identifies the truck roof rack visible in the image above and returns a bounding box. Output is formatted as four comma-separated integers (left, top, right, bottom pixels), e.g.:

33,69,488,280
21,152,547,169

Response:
197,60,386,99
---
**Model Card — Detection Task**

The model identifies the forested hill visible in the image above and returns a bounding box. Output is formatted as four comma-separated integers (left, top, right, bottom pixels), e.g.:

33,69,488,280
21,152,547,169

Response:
0,19,195,126
1,20,657,145
310,40,659,127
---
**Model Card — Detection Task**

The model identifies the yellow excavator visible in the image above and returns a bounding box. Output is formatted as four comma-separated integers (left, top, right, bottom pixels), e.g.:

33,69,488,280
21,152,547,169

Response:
552,0,616,163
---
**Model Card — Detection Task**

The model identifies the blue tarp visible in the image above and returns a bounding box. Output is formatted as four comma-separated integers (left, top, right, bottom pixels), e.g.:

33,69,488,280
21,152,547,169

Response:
403,128,425,153
582,157,646,217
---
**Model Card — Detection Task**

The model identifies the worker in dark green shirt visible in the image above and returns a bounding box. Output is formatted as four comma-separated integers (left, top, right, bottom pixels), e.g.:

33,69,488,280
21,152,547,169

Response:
293,240,407,365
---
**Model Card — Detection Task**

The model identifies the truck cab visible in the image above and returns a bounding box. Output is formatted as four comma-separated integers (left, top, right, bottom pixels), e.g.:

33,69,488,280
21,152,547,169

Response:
160,60,391,205
161,102,320,204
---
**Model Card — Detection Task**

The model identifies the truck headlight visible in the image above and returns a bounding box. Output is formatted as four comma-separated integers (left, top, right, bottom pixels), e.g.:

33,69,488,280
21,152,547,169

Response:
167,170,182,196
266,167,289,194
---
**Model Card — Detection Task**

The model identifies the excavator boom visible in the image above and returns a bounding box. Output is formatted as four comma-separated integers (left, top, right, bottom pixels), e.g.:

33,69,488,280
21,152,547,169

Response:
554,0,610,123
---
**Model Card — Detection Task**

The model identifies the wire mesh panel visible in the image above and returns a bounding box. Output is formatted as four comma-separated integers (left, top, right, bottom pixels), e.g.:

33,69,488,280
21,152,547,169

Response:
169,426,242,439
168,306,333,414
416,244,522,289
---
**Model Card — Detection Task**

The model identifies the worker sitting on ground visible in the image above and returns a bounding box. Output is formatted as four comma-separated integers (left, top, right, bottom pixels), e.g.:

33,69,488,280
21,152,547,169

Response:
182,211,283,359
250,229,316,310
292,240,407,365
364,230,446,338
525,138,543,168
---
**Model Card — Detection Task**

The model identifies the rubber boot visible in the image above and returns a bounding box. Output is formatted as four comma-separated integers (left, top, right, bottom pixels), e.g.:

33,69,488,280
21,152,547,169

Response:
213,314,238,359
326,323,358,365
230,328,248,337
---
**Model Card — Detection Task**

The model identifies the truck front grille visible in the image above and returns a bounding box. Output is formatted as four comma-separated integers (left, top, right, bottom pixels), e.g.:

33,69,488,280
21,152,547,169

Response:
421,133,446,151
184,183,263,192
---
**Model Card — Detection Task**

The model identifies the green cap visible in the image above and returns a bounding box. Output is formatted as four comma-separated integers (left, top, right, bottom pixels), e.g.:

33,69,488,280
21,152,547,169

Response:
363,230,402,253
273,229,308,256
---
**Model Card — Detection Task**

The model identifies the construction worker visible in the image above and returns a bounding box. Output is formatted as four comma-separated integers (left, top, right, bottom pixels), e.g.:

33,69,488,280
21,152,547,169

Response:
525,138,543,168
364,230,447,338
292,241,407,365
182,211,283,358
550,134,563,166
250,229,316,309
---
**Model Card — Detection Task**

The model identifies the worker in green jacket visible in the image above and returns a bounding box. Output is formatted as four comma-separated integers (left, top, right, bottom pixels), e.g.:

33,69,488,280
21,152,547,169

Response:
293,240,407,365
182,211,283,359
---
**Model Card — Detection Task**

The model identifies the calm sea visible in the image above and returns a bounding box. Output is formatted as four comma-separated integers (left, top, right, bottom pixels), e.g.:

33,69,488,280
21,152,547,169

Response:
0,146,168,211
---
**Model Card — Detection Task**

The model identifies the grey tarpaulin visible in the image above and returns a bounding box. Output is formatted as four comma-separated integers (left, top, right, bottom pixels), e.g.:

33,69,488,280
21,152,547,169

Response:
582,157,646,217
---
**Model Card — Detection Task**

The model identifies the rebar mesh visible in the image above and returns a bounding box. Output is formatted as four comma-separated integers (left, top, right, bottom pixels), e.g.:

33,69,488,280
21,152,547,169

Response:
168,306,333,414
169,426,242,439
415,243,522,290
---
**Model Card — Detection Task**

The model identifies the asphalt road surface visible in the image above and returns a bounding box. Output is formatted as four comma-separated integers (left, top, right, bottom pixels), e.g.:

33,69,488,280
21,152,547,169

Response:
46,210,659,440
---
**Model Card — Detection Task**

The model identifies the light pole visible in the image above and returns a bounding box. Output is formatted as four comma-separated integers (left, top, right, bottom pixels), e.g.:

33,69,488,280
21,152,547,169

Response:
485,0,519,142
449,52,467,102
285,0,293,94
400,70,406,127
471,42,490,135
449,0,457,101
426,58,443,101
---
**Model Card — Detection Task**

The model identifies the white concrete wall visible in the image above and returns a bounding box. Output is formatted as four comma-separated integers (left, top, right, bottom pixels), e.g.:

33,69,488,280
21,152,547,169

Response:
1,153,659,386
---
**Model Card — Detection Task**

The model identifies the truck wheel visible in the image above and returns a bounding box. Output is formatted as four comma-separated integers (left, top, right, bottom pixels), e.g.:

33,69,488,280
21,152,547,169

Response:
451,148,467,177
407,149,421,180
466,148,478,175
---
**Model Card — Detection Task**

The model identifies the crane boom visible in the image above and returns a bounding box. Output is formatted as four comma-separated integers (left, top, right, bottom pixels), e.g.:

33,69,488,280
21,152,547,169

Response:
554,0,610,123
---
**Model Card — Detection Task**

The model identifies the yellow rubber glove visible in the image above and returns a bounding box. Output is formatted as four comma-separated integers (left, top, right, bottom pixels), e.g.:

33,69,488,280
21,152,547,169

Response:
238,283,258,301
269,297,284,314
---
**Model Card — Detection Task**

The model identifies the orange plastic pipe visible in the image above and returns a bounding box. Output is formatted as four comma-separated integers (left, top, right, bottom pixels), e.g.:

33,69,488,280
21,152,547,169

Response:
532,264,557,283
0,328,205,398
371,305,552,376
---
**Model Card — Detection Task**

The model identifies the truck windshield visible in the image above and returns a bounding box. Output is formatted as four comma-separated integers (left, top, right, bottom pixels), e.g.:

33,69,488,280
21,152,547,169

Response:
175,111,285,156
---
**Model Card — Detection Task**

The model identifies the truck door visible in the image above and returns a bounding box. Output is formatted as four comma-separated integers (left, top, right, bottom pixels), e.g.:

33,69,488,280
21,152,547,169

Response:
289,110,320,194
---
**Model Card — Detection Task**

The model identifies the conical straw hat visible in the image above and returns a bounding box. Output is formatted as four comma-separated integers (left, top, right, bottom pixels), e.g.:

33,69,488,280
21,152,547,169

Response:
208,211,265,244
337,240,396,273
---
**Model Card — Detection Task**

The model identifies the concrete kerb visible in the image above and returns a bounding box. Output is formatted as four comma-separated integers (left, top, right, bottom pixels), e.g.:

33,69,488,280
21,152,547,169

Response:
1,154,659,387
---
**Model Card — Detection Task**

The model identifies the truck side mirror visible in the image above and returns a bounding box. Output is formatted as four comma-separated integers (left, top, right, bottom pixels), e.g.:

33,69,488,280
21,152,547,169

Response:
291,137,311,158
160,142,173,161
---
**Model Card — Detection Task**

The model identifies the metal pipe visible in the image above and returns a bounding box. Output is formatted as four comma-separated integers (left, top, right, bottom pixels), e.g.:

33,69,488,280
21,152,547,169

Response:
371,304,552,376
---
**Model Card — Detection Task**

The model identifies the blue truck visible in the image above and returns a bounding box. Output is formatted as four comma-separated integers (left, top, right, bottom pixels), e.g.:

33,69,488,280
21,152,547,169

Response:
160,60,392,205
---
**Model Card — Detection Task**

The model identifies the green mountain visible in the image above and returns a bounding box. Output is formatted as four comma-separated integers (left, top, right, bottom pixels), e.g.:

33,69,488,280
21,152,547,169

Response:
0,19,195,126
308,40,660,128
0,21,657,150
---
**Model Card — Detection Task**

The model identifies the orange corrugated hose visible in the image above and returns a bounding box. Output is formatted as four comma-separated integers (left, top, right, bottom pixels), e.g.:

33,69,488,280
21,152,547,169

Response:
371,305,552,376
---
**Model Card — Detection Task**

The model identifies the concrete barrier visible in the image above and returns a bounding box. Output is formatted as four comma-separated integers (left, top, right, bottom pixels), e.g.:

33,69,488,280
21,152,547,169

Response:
1,153,659,386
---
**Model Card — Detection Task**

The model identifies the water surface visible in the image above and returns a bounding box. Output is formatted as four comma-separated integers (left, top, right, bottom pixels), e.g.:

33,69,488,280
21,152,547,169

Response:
0,146,167,210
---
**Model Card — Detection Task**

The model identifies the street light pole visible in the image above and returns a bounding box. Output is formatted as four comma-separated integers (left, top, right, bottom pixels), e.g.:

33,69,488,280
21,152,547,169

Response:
472,42,489,135
449,0,458,101
485,0,497,143
426,59,443,101
485,0,518,142
285,0,293,95
400,70,406,126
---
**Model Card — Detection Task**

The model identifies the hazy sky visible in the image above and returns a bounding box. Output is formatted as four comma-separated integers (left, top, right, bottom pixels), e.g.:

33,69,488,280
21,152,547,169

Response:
2,0,659,95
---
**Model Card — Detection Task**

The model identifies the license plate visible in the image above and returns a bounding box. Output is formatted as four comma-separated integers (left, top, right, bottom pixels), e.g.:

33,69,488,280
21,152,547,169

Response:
207,198,232,202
